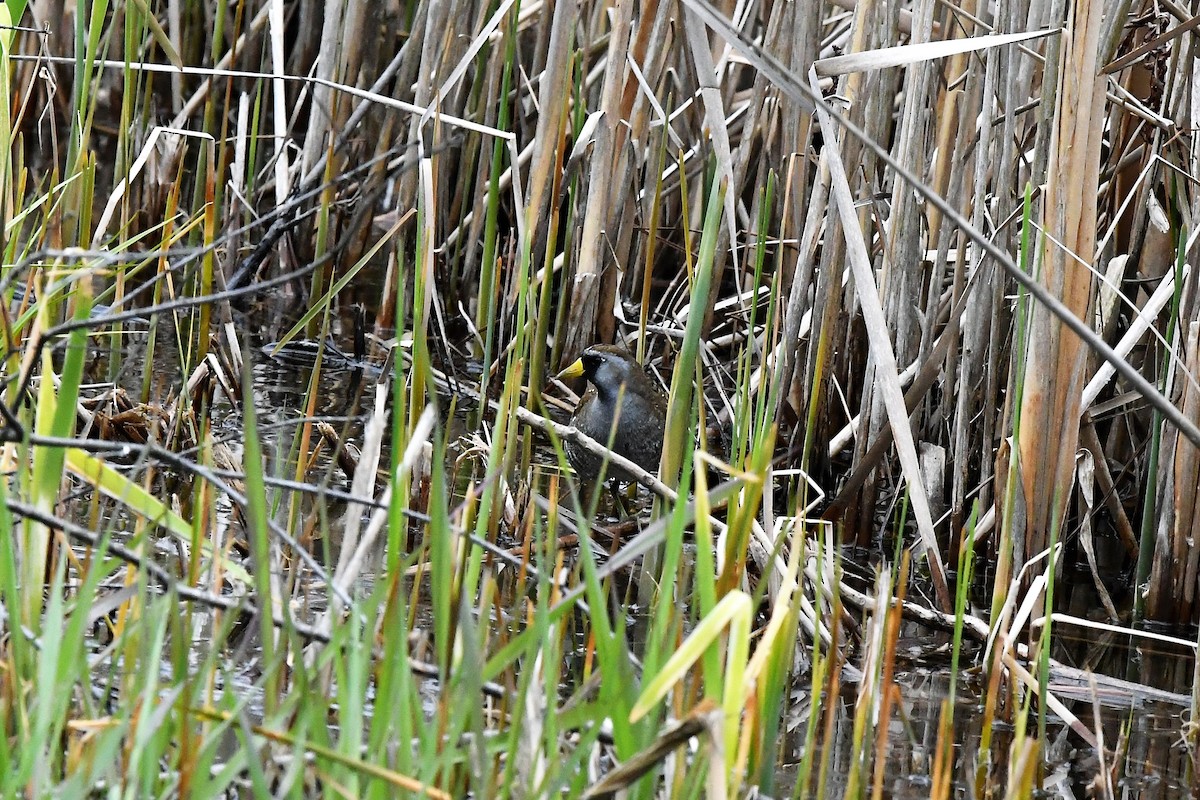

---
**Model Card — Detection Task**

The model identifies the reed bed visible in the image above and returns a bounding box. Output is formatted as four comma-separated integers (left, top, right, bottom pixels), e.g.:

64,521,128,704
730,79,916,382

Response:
2,0,1198,796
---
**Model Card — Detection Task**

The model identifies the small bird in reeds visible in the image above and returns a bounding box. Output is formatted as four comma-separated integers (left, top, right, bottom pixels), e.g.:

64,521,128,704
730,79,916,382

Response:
556,345,668,483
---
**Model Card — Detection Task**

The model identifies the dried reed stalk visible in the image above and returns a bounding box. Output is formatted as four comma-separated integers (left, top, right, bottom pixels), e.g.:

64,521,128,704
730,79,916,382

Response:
1014,0,1105,565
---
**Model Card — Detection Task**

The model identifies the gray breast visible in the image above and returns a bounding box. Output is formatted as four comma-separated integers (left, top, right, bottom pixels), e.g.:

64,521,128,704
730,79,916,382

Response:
566,389,663,481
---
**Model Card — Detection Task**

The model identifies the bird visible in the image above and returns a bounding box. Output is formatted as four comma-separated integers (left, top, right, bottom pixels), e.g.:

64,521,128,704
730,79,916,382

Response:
556,345,668,483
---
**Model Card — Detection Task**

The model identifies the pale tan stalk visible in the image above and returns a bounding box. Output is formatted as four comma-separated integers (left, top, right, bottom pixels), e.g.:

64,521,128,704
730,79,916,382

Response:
1016,0,1106,564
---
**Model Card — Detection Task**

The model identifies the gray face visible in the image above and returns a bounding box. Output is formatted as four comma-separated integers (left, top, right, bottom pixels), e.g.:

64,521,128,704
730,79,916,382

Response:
584,350,633,399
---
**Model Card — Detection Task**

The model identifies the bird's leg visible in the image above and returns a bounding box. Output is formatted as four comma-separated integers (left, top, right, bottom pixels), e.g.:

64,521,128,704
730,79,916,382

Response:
605,478,631,519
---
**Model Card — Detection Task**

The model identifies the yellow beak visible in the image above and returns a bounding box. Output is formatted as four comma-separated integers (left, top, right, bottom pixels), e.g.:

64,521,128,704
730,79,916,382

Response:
556,358,585,381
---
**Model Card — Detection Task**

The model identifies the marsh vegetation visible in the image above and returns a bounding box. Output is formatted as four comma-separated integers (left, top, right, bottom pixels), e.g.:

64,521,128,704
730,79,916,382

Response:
2,0,1199,796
